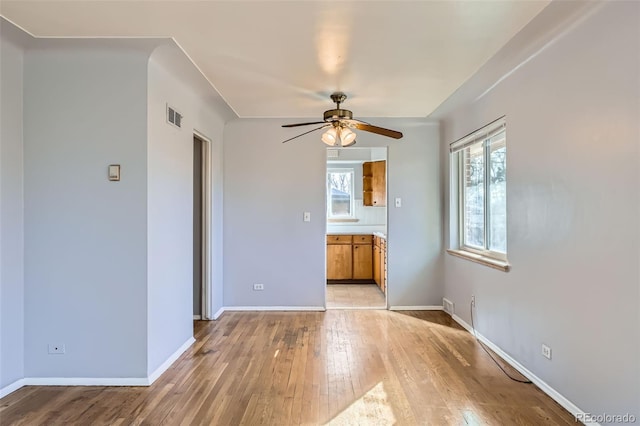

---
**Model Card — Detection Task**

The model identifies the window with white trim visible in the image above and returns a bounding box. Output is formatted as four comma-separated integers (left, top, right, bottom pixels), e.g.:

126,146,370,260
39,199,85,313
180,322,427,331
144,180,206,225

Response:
327,169,355,218
450,117,507,263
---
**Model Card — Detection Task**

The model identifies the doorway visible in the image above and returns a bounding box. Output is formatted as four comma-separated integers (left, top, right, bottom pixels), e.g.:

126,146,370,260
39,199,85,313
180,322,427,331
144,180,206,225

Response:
325,147,388,309
193,133,211,319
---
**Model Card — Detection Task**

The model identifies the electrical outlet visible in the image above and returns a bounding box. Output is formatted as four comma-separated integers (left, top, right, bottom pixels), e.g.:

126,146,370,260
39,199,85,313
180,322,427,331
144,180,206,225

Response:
48,344,65,354
471,295,476,307
542,344,552,360
253,283,264,291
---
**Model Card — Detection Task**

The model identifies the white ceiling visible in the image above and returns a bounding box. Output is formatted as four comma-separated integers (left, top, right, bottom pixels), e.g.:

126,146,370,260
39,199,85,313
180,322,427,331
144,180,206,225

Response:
1,1,550,119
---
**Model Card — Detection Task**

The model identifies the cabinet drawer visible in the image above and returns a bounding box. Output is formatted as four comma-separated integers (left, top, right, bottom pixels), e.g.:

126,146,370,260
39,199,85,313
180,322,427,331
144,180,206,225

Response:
327,235,352,244
353,235,373,244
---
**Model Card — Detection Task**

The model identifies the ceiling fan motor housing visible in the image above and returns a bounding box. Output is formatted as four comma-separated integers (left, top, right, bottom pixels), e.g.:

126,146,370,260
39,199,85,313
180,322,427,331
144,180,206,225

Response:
323,108,353,122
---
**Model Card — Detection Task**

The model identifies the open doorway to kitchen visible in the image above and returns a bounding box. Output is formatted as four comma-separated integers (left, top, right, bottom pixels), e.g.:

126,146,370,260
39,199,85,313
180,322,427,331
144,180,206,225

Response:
325,147,387,309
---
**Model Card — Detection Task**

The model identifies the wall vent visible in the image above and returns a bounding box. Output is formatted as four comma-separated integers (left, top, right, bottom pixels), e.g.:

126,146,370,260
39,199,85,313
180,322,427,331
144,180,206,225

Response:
167,104,183,128
327,149,339,159
443,298,454,315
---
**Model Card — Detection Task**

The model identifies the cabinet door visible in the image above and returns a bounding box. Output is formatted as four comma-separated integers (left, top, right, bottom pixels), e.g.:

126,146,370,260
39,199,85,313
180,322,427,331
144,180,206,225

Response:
372,161,387,207
373,244,380,284
353,244,373,279
327,244,353,280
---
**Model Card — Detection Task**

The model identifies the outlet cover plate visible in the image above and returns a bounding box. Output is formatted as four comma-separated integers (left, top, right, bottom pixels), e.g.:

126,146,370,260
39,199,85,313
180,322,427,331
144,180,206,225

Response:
542,344,552,360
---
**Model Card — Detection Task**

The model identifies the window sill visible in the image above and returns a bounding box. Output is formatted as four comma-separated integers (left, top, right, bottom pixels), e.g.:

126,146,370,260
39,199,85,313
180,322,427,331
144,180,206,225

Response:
446,249,510,272
327,218,360,223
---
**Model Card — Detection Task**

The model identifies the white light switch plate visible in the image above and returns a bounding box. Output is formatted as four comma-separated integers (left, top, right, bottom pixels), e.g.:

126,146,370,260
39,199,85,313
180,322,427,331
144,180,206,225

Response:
108,164,120,181
395,198,402,207
303,212,311,222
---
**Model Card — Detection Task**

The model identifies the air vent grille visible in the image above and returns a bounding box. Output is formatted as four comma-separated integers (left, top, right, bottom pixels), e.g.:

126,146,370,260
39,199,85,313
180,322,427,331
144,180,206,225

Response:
167,104,183,128
327,149,339,159
443,298,454,315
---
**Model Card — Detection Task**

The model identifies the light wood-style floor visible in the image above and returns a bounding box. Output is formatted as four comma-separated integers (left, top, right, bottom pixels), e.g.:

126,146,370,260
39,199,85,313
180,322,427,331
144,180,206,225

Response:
0,311,574,425
326,284,386,309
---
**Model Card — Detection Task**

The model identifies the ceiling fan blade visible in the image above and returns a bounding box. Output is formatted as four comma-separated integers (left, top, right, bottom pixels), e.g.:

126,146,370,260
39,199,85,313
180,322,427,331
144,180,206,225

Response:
282,121,326,128
352,122,403,139
282,124,330,143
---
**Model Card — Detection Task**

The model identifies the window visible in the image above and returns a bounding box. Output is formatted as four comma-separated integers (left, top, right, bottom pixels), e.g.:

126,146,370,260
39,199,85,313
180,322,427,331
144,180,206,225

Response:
327,169,355,218
450,117,507,266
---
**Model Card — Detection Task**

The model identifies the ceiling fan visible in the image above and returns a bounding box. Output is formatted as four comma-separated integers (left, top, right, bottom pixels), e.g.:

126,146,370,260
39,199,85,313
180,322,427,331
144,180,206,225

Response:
281,92,403,146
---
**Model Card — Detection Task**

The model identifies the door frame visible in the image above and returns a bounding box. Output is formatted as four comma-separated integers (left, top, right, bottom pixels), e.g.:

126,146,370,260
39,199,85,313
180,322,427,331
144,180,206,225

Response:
194,130,212,320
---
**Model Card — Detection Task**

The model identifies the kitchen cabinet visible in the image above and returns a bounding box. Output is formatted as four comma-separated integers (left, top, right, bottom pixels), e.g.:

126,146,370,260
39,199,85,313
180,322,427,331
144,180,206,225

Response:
326,235,352,280
363,160,386,207
353,244,373,279
373,235,387,294
373,238,381,284
327,234,373,281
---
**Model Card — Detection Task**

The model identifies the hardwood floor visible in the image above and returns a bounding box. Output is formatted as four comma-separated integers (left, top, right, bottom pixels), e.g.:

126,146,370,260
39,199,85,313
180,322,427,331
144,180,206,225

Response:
326,284,385,309
0,311,574,425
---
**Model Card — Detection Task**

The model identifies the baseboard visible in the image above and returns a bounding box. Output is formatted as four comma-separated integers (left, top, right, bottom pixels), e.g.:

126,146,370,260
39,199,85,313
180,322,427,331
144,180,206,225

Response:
389,305,444,311
326,306,387,310
212,306,225,320
448,313,597,426
23,377,149,386
224,306,325,312
0,378,26,399
147,336,196,385
4,336,197,393
193,315,201,320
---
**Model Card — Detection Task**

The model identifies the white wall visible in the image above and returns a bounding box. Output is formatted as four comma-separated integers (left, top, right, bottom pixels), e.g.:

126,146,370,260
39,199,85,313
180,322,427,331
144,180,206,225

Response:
0,18,27,391
23,39,153,378
223,118,442,308
147,42,232,373
436,2,639,419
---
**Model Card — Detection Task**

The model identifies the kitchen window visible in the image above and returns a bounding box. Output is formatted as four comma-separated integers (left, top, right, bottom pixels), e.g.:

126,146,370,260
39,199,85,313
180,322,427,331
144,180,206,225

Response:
327,169,355,219
448,117,509,270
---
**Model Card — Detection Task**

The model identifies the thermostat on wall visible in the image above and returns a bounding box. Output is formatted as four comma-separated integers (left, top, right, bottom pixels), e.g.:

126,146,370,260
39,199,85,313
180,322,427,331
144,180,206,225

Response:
108,164,120,181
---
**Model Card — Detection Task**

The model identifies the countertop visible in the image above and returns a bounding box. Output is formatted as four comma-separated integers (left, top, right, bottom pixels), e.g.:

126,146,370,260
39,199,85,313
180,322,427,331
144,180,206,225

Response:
327,231,387,239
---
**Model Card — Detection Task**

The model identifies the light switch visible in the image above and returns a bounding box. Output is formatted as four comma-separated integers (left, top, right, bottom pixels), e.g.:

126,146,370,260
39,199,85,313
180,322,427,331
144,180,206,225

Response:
303,212,311,222
395,197,402,208
108,164,120,181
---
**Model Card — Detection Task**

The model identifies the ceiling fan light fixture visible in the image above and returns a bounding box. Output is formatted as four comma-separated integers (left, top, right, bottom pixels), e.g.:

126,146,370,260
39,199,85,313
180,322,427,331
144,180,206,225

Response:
322,127,338,146
339,127,356,147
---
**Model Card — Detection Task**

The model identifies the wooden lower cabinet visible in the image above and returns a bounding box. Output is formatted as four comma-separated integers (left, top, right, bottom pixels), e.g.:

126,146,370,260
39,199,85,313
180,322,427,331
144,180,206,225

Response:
372,235,386,294
327,243,353,280
353,244,373,279
327,234,373,281
373,243,381,284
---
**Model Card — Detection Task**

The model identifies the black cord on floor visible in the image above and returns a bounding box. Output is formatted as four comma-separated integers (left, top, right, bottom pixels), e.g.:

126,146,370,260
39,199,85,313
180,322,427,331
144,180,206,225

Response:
470,300,532,384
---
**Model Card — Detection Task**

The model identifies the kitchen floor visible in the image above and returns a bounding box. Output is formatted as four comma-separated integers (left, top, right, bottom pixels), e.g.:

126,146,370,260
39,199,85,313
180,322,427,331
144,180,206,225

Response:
326,284,386,309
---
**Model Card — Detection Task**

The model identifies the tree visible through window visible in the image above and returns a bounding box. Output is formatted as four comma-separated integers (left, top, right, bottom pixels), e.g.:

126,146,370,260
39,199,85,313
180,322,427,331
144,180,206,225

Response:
451,118,507,260
327,170,354,217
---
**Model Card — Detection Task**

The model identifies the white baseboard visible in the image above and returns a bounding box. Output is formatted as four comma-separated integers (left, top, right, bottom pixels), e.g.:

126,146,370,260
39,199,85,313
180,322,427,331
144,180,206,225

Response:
224,306,325,312
0,378,26,399
389,305,443,311
147,336,196,385
193,315,201,320
23,377,149,386
448,313,597,426
212,307,225,319
326,306,386,310
0,336,197,398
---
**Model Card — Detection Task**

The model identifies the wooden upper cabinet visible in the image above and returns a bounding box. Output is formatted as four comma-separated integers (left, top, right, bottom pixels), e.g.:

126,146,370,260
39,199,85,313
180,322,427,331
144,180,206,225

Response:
363,160,386,207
